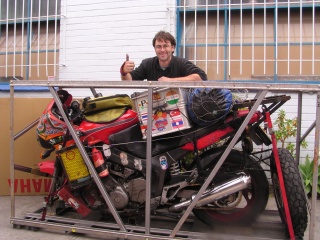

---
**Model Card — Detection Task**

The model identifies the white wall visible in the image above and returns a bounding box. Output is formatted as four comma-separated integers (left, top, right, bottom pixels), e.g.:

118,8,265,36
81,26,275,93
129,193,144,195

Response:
59,0,176,85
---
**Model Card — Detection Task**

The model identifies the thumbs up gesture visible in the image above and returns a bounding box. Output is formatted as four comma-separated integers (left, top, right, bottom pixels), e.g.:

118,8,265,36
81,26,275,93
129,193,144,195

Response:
120,54,135,76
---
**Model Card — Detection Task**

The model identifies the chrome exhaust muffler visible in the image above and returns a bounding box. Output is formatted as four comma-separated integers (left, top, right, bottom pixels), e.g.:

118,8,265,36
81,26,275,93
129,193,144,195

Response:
169,174,251,212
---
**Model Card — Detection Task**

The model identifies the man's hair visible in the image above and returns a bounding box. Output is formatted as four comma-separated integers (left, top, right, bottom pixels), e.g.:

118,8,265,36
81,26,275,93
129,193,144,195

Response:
152,31,176,48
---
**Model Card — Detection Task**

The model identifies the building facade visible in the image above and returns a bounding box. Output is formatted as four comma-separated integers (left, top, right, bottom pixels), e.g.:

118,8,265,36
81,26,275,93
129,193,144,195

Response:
1,0,319,161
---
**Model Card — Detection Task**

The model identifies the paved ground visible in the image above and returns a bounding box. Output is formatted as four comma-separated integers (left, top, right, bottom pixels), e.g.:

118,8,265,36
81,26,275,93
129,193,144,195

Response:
0,195,319,240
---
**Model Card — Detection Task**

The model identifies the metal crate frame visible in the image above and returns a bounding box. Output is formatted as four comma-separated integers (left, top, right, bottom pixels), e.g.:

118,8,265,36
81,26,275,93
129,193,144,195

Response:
9,80,320,239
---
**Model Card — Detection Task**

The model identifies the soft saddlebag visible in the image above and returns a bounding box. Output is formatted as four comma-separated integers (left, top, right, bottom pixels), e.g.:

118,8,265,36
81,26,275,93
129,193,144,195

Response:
83,94,133,123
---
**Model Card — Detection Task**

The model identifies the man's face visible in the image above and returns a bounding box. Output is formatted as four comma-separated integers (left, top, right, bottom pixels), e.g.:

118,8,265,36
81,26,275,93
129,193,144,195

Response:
154,39,175,63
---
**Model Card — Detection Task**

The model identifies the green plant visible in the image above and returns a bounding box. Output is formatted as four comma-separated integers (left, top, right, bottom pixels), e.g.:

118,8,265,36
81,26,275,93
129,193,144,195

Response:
299,155,320,197
274,110,308,156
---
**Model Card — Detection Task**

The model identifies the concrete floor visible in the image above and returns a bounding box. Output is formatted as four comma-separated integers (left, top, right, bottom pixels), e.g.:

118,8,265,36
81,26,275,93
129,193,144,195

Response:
1,195,319,240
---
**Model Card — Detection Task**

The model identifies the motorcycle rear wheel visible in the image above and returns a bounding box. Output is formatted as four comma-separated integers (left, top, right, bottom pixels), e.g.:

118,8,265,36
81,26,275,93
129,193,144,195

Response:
193,150,269,226
270,148,308,238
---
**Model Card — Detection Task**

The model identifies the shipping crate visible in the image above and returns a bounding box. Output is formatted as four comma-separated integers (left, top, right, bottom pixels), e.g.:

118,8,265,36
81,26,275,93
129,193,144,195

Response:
131,88,192,138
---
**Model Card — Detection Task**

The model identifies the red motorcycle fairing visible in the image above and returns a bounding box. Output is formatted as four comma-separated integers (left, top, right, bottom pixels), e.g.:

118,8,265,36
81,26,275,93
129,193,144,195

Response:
37,160,55,175
37,97,139,148
78,109,139,146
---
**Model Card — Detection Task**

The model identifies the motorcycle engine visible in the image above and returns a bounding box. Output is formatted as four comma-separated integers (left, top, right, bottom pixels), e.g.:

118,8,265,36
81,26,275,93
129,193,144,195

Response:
126,178,146,204
102,176,129,210
109,186,129,210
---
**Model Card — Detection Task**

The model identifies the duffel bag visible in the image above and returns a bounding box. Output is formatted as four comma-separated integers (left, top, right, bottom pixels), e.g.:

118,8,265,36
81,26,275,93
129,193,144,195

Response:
83,94,133,123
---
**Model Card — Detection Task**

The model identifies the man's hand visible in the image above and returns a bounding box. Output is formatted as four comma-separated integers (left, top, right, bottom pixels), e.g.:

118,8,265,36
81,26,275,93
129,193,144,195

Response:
120,54,134,80
121,54,135,75
158,74,202,82
158,76,172,81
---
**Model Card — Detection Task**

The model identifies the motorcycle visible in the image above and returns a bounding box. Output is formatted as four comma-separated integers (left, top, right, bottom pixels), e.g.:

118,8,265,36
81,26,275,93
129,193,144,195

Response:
34,88,308,238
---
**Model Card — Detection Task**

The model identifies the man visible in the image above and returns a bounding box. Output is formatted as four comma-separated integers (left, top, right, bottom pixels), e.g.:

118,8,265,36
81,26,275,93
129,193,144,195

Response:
120,31,207,81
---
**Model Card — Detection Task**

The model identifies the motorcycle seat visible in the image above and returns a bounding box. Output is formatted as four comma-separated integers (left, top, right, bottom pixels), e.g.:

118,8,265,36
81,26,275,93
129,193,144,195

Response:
109,121,223,159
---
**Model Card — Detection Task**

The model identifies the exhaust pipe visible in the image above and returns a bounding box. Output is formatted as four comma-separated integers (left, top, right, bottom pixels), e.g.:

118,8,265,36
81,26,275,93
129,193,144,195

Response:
169,174,251,212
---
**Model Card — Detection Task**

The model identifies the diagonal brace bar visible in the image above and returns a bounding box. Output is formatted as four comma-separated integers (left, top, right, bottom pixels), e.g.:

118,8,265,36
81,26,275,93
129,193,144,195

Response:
170,90,268,237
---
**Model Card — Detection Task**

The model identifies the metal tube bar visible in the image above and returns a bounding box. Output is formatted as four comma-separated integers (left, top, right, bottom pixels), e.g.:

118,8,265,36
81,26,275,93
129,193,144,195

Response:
296,92,302,164
170,90,268,237
13,118,39,141
10,83,15,218
48,87,127,232
9,80,320,92
301,121,316,143
11,217,202,240
309,92,320,240
144,87,153,234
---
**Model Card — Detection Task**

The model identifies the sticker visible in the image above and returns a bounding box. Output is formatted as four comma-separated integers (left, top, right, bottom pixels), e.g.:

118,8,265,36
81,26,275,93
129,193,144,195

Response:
65,150,76,160
153,92,166,107
102,144,111,157
169,109,181,117
153,110,167,120
68,198,80,209
138,100,148,112
134,158,143,171
155,119,168,131
171,118,184,129
165,90,179,105
141,113,148,121
120,152,128,165
159,156,168,170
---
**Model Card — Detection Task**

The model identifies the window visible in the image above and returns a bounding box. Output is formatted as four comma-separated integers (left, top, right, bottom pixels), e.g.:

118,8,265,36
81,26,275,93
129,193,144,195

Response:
0,0,61,82
177,0,320,81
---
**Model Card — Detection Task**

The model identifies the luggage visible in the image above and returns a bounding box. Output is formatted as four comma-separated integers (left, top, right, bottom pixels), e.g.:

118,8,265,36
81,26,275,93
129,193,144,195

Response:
131,88,192,138
187,88,233,126
83,94,133,123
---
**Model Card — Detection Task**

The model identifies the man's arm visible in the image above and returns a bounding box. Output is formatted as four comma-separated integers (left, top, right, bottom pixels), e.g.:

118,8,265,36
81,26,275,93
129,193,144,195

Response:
158,74,202,82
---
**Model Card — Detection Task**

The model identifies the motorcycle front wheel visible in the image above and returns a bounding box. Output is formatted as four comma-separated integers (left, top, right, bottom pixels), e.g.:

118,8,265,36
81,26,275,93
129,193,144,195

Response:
270,148,308,238
193,149,269,226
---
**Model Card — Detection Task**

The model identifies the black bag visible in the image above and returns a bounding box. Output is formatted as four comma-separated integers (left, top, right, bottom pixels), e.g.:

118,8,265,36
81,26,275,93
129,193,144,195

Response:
187,88,233,126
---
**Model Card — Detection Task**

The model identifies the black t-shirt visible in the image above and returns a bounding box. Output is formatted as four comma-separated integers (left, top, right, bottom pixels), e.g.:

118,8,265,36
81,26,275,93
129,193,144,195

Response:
130,56,207,81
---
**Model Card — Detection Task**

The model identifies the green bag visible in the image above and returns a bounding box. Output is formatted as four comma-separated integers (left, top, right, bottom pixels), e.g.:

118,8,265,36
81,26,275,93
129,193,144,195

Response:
83,94,132,123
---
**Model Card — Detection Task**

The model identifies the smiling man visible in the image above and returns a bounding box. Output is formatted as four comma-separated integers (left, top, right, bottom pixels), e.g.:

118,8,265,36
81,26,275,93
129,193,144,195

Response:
120,31,207,81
